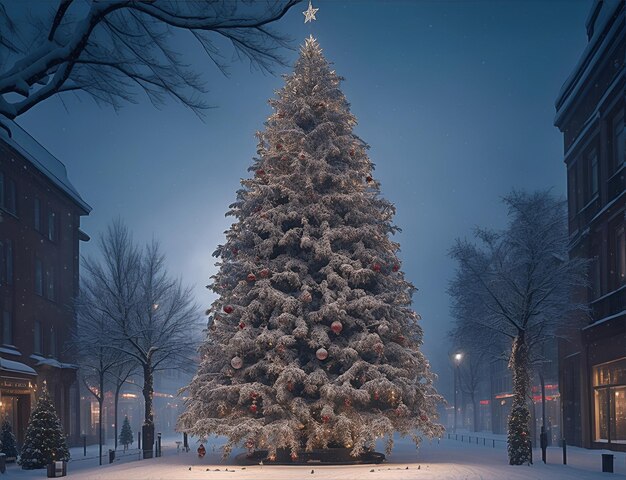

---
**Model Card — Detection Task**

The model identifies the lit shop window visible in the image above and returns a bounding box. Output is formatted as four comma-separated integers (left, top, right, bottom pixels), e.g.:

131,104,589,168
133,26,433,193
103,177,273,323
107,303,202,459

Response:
593,358,626,443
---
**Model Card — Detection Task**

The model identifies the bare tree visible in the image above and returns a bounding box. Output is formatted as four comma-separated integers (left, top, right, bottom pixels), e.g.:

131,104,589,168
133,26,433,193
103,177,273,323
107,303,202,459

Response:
73,306,124,465
124,240,199,457
109,359,139,451
81,220,200,458
0,0,300,134
448,190,588,465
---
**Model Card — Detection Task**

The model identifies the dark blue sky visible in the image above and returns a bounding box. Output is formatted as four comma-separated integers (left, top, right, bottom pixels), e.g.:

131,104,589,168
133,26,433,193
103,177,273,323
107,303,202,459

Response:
19,0,590,389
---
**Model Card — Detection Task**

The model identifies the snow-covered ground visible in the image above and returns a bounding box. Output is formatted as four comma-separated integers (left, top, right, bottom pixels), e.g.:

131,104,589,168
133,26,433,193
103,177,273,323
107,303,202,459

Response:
6,434,626,479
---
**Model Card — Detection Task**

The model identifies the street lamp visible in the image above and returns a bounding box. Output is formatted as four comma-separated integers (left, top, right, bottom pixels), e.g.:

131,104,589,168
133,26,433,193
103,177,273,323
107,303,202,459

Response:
453,352,463,433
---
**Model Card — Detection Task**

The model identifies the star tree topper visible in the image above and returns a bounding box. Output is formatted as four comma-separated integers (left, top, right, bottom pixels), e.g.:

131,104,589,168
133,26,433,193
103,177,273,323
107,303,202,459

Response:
303,0,319,23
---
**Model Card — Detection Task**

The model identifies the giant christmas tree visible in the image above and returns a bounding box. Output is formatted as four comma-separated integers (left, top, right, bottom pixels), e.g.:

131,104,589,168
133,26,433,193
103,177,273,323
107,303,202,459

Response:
179,35,443,460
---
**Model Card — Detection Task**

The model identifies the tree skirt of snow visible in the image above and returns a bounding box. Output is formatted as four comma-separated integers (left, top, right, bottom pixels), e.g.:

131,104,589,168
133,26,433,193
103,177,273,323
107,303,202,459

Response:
8,436,626,480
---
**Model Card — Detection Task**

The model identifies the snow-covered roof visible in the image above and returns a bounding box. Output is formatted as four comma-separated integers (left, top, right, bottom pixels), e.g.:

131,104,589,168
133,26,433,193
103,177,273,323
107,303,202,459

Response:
554,0,623,123
0,357,37,375
30,354,78,370
0,118,91,214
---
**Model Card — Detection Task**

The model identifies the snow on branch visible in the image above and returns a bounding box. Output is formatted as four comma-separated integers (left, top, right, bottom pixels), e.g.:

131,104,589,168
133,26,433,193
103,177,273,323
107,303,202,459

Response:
0,0,301,130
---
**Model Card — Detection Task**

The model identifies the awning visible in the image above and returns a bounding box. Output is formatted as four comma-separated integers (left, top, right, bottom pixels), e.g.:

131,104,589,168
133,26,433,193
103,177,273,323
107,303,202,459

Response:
0,358,37,376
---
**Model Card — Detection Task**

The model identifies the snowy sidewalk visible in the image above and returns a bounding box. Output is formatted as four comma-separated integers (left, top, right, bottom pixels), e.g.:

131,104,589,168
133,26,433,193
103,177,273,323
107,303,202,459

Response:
5,436,626,479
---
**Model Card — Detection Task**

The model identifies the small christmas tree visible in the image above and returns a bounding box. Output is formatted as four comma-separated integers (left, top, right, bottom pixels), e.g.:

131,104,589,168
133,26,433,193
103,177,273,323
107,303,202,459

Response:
0,420,18,460
119,416,134,450
19,385,70,469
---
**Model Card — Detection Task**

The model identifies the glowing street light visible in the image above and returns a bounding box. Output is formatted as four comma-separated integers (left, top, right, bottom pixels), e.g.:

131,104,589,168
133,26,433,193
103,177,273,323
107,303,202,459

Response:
453,351,463,433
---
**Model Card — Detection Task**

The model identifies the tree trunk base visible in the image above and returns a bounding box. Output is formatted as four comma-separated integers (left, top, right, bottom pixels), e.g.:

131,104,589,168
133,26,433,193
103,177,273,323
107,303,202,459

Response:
235,447,385,465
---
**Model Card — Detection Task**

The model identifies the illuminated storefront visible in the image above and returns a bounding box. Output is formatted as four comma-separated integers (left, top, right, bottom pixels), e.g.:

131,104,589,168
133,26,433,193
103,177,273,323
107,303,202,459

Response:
593,358,626,445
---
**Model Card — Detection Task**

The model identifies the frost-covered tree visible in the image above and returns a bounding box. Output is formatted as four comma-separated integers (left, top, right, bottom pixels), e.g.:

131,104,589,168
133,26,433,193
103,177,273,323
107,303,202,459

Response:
19,386,70,469
119,416,134,451
0,420,18,460
0,0,300,134
448,190,588,465
179,36,443,460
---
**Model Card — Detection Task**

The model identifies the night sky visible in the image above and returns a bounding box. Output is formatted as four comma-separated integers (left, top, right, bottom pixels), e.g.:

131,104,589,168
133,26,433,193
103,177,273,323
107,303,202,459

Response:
18,0,590,393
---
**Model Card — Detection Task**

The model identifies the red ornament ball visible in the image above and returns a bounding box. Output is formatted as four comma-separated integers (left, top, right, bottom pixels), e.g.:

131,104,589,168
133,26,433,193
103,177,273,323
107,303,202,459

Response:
330,321,343,335
238,322,245,330
256,169,265,177
420,414,428,422
372,263,381,272
344,398,352,407
290,452,298,460
373,392,380,401
249,404,258,414
250,392,259,399
366,175,373,183
260,268,270,278
277,143,283,150
247,273,256,282
316,348,328,361
395,407,403,417
322,415,330,424
392,264,400,272
300,291,312,303
281,155,288,162
223,305,234,314
349,149,355,156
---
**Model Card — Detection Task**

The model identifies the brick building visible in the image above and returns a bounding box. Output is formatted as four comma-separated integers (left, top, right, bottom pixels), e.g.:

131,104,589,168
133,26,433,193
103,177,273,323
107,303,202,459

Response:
555,0,626,452
0,120,91,446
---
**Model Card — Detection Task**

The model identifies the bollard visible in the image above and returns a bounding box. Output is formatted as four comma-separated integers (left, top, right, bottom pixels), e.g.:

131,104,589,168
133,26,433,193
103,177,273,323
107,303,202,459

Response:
83,435,87,457
493,439,495,448
476,437,478,445
184,432,189,452
483,438,486,446
108,449,115,464
529,441,533,465
540,427,548,464
157,432,162,457
602,454,614,473
562,439,567,465
138,431,141,451
461,435,464,442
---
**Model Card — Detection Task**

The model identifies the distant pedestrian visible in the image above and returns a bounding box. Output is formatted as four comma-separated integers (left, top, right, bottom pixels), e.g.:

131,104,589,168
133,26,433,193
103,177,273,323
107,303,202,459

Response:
197,444,206,458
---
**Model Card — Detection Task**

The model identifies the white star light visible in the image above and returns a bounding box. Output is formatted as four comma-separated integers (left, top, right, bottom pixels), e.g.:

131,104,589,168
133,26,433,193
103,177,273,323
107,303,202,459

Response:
303,1,318,23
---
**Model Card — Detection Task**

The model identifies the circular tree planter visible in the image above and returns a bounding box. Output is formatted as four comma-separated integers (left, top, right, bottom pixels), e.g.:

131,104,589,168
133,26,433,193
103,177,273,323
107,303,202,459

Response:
235,447,385,465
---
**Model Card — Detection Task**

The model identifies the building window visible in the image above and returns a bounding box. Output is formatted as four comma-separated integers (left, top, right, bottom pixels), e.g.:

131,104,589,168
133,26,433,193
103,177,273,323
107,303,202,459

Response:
612,110,625,172
46,265,55,301
591,254,602,298
587,146,599,197
48,211,57,242
49,328,56,358
5,240,12,286
593,358,626,444
33,320,42,354
34,198,41,232
0,172,17,216
567,167,576,218
35,258,43,296
2,310,12,345
617,225,625,286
